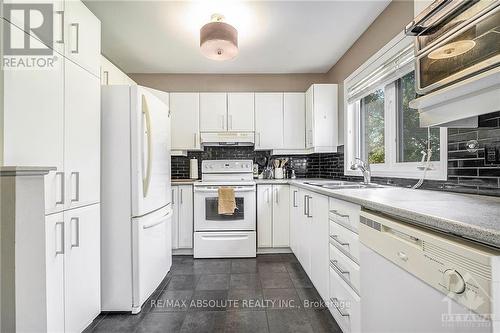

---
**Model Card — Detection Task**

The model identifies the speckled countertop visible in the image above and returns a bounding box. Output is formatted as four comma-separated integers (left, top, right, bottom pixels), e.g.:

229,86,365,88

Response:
170,178,500,248
289,180,500,249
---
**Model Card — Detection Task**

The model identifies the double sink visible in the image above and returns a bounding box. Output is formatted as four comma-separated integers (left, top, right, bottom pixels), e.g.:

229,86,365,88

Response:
303,180,385,190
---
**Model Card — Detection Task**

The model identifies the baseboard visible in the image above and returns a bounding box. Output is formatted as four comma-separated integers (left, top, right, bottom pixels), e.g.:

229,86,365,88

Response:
173,248,193,255
257,247,292,254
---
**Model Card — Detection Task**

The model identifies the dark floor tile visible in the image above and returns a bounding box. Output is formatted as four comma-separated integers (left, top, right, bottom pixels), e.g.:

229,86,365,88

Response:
266,309,314,333
290,274,314,289
259,272,294,289
180,311,226,333
151,290,193,312
285,262,307,278
227,289,265,311
136,312,185,333
230,274,262,290
225,311,269,333
231,259,258,273
90,313,143,333
173,255,194,264
262,289,301,310
258,262,287,274
172,263,195,275
296,288,327,310
257,254,286,263
305,309,342,333
82,314,106,332
190,290,229,311
167,275,200,290
196,274,230,290
193,260,231,274
279,254,299,263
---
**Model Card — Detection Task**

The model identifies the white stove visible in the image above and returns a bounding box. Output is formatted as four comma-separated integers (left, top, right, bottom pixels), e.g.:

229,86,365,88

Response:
193,160,256,258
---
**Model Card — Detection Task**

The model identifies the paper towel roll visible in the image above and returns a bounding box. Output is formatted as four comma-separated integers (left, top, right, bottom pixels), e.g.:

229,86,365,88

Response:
190,158,198,179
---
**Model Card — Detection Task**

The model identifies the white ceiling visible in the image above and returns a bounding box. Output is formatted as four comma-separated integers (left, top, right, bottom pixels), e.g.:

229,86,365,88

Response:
85,0,391,74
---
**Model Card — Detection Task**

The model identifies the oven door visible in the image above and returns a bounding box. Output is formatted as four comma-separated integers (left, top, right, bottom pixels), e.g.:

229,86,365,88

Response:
414,1,500,93
194,185,256,231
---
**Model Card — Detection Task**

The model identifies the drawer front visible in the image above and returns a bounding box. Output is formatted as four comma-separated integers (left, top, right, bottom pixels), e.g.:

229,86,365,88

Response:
194,231,256,258
330,244,360,294
329,197,360,233
329,267,361,333
329,220,360,263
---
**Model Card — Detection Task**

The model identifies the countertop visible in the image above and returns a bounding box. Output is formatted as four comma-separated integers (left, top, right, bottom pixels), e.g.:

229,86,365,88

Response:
170,177,500,248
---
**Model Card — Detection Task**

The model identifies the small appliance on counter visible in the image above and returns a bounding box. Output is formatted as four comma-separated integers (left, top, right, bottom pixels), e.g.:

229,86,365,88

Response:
190,158,198,179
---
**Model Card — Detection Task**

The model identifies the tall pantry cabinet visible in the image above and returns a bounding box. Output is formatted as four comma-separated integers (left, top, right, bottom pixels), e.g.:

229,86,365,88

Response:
2,1,101,332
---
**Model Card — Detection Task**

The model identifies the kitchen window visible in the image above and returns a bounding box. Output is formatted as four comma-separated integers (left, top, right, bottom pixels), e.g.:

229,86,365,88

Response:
345,33,447,180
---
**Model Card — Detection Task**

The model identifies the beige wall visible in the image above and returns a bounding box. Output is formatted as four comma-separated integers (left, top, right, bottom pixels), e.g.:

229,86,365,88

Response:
129,73,327,92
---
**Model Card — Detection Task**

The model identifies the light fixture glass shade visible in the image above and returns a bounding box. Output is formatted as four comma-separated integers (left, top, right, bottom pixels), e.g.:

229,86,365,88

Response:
200,19,238,61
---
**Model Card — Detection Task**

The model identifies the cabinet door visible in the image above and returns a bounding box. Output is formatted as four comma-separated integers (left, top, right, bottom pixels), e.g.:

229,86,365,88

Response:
283,93,306,149
272,185,290,247
170,93,200,150
45,213,65,333
65,0,101,77
64,204,100,333
299,191,312,275
257,185,273,248
3,22,65,214
305,86,314,149
309,193,329,301
255,93,284,150
289,187,301,254
227,93,254,132
171,186,179,249
178,185,193,248
200,93,227,132
64,59,100,210
312,84,338,149
101,55,134,85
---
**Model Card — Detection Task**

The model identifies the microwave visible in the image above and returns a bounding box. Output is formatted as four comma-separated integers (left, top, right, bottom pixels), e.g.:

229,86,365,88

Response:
406,0,500,94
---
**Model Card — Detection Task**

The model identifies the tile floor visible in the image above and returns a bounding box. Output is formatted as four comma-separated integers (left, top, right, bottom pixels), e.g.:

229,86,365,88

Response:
85,254,341,333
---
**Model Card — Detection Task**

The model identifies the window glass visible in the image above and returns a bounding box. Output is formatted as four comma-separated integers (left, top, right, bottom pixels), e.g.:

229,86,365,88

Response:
361,89,385,164
397,72,440,162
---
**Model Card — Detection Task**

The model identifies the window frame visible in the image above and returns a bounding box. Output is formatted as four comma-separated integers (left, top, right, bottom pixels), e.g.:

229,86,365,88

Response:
344,33,448,181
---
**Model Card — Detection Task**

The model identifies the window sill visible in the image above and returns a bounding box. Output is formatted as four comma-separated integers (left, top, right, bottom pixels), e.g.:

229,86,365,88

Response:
344,165,447,181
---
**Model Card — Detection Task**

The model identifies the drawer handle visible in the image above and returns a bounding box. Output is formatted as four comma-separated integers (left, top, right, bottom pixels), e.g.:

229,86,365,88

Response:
330,298,350,317
330,235,350,248
330,259,350,276
330,210,349,219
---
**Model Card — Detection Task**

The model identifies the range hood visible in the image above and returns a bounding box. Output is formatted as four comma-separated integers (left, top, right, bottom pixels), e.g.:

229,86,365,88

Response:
200,132,254,146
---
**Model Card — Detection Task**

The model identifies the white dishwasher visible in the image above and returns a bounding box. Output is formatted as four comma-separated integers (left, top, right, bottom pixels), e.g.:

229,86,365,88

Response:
359,210,500,333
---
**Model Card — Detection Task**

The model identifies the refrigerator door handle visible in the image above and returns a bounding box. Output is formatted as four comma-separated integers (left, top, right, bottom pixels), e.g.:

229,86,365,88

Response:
141,94,153,198
143,209,173,229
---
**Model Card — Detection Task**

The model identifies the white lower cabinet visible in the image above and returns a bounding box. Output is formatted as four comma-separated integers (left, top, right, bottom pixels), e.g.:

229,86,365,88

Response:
45,204,100,333
289,186,301,255
257,184,290,249
171,185,194,250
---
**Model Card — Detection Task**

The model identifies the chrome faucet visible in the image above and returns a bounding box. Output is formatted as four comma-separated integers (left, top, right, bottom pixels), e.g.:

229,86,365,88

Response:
350,158,371,184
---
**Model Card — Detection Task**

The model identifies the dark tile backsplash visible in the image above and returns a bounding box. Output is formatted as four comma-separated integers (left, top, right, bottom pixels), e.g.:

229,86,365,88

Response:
171,112,500,196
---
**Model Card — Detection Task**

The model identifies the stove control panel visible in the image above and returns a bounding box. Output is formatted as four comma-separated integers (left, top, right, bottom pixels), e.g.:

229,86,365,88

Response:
202,160,253,174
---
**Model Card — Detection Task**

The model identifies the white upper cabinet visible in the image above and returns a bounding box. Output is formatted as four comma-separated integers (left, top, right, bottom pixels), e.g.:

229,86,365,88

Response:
283,93,306,150
255,93,284,150
65,0,101,77
170,93,201,150
101,56,136,85
305,84,338,153
227,93,255,132
64,59,101,209
200,93,227,132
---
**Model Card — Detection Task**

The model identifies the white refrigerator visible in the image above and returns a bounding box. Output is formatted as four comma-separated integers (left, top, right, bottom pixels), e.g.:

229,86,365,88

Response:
101,85,172,313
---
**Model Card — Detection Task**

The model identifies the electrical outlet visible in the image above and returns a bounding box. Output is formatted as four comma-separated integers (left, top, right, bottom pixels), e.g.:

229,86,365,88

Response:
484,143,500,166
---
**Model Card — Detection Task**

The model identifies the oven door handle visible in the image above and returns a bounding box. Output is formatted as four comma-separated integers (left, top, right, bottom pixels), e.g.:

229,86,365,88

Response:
194,188,255,193
405,0,469,36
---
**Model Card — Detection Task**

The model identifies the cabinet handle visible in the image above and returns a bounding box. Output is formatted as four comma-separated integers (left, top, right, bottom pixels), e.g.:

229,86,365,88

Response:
331,210,350,219
293,190,297,207
330,235,350,247
103,71,109,85
180,188,183,205
220,115,225,129
55,222,65,255
307,196,312,218
330,259,350,276
56,171,65,205
228,115,233,130
56,11,64,44
71,172,80,202
70,217,80,248
303,195,308,216
275,188,279,204
266,188,270,203
256,132,261,147
70,23,79,54
172,189,175,205
194,133,198,147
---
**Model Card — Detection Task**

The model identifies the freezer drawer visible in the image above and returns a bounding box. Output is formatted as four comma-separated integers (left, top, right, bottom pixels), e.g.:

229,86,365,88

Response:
194,231,256,258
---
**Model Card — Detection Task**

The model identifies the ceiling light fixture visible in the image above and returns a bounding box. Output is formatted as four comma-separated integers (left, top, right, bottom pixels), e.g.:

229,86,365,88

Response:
200,14,238,61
